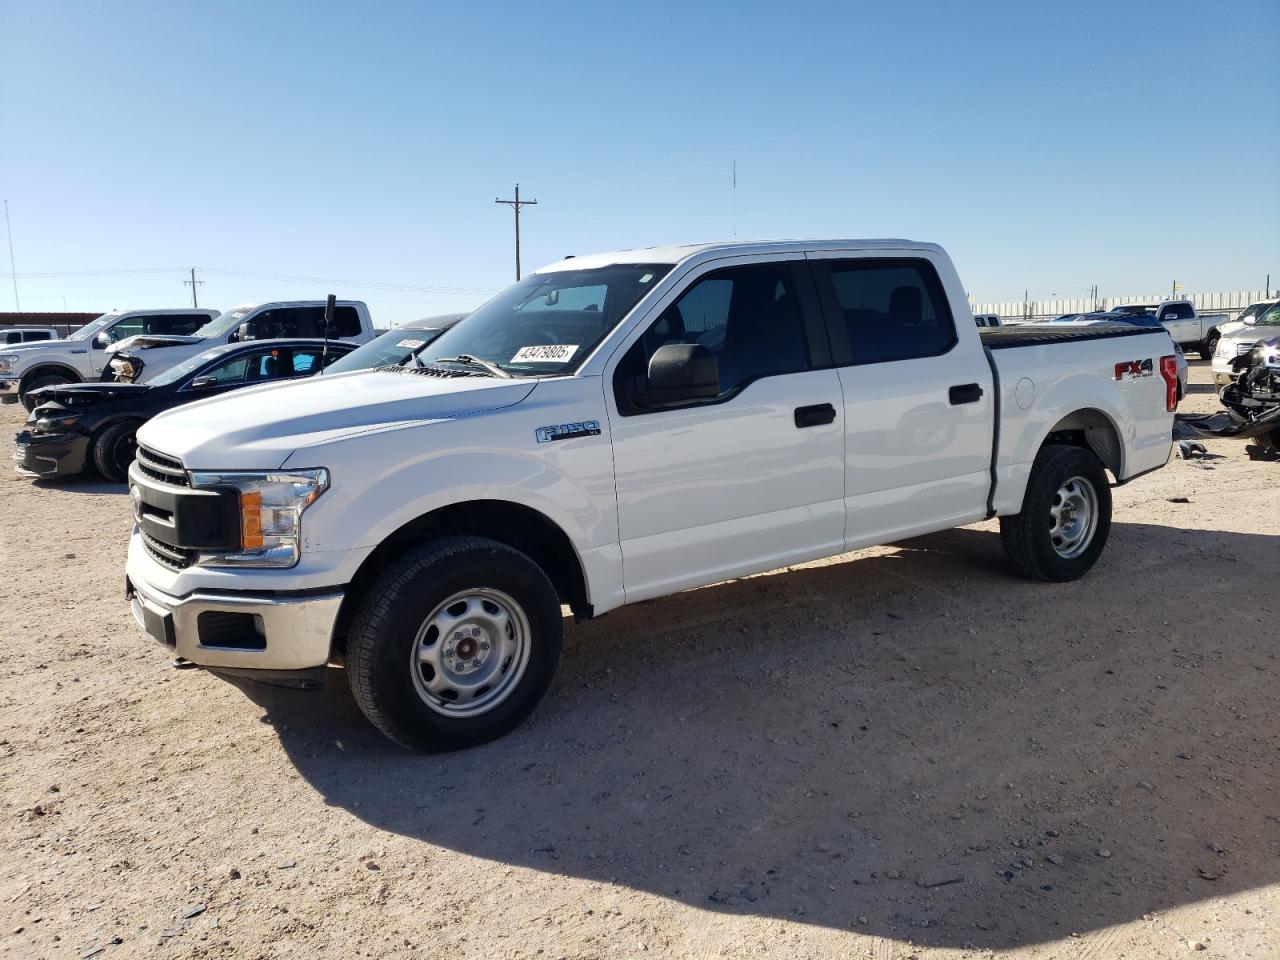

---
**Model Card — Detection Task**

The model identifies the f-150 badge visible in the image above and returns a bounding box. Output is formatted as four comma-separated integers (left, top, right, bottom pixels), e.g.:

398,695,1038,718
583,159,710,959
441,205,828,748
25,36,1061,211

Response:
536,421,601,443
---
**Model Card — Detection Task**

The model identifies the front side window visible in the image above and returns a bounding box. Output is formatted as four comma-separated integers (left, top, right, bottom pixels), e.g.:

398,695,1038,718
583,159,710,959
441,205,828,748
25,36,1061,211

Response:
613,262,811,410
820,259,956,364
107,317,146,343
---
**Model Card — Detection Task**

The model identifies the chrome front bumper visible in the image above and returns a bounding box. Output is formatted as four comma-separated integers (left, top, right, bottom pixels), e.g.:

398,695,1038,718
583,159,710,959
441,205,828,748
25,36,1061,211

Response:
127,574,342,671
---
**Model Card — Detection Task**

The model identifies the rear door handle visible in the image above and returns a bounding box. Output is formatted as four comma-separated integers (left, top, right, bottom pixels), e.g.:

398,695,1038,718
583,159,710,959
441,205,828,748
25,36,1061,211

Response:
948,383,984,405
794,403,837,428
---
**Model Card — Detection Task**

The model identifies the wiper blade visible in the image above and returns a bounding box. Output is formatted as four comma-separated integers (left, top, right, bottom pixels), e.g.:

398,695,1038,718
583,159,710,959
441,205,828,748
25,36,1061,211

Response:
433,354,513,379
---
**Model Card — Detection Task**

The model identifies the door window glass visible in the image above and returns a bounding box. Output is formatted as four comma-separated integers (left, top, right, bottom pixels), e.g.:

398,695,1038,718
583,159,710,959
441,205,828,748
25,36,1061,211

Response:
615,262,810,409
821,259,956,364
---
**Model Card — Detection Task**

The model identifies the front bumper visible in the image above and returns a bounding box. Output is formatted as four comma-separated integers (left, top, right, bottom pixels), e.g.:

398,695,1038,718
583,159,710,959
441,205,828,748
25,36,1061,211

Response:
13,429,90,478
0,378,18,404
126,559,342,671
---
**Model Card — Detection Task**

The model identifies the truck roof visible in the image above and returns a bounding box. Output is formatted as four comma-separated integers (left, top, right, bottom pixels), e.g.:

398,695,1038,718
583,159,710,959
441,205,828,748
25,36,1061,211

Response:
535,239,941,273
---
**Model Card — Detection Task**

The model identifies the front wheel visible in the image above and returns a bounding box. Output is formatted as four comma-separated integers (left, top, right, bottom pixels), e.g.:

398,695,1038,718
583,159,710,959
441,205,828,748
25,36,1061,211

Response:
1200,334,1219,361
346,536,564,751
20,373,74,411
92,420,140,483
1000,444,1112,581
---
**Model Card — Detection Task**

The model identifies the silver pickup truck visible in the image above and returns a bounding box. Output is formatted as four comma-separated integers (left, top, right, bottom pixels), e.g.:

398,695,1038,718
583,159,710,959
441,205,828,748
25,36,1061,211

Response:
1110,300,1228,359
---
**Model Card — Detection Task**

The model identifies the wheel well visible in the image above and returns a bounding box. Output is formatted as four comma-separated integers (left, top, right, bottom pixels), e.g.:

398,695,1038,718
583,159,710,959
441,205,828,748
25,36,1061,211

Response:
332,500,591,650
19,364,82,390
1043,409,1122,478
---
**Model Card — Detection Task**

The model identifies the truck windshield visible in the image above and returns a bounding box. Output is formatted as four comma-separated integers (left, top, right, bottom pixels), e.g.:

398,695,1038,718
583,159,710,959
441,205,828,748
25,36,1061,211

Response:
67,314,120,341
325,327,446,373
1255,304,1280,326
194,308,251,338
417,264,672,376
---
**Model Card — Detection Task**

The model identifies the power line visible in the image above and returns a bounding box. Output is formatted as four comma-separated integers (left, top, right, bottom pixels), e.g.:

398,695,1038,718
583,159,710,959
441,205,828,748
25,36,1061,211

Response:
495,184,537,281
182,266,204,307
4,200,18,311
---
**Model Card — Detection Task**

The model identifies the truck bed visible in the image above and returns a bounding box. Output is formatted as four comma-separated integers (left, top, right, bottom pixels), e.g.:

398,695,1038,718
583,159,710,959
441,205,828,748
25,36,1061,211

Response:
980,325,1166,350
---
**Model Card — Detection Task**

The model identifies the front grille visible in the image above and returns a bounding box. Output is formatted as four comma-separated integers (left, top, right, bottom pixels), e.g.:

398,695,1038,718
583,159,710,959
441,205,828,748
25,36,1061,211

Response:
142,530,196,570
136,445,189,487
1237,342,1257,356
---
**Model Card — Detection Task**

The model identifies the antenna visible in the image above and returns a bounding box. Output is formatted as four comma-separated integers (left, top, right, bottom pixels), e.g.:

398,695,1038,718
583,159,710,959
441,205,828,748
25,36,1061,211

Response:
4,200,18,311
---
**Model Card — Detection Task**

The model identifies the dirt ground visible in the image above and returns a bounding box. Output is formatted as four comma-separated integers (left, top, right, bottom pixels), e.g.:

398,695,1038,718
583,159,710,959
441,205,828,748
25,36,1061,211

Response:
1,359,1277,960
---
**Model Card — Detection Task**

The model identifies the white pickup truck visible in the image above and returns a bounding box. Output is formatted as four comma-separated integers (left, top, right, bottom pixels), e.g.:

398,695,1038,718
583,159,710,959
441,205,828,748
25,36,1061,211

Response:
106,300,377,383
124,240,1177,751
1110,299,1228,359
0,309,219,409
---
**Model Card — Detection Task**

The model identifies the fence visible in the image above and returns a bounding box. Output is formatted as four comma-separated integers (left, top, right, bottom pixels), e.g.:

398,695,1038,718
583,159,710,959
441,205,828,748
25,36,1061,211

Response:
973,290,1272,324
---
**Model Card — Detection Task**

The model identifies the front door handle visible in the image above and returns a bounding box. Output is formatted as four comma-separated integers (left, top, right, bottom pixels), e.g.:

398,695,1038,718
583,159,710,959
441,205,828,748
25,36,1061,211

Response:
794,403,837,428
948,383,984,405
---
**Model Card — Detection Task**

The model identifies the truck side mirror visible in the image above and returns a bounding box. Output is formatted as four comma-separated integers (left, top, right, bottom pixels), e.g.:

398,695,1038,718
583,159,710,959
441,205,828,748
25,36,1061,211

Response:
93,332,111,350
236,322,255,342
1244,316,1256,325
643,343,719,406
189,375,217,389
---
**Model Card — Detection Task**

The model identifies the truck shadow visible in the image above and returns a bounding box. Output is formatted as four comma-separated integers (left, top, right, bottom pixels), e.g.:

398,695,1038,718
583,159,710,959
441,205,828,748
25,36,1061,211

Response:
239,521,1280,950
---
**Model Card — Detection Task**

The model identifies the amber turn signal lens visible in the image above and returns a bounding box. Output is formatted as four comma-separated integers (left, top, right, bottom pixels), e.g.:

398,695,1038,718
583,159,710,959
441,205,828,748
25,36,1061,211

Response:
240,491,264,549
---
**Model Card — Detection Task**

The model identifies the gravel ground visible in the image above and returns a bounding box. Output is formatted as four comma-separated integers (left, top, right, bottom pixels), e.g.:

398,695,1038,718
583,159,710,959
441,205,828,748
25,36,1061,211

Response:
1,359,1277,960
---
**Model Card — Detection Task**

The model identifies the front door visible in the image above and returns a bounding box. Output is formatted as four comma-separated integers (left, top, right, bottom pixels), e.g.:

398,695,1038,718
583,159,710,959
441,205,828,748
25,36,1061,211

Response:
607,257,846,603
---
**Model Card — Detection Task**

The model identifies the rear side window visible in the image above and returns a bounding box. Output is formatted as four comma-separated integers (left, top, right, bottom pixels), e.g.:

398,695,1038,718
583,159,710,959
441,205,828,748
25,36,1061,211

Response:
818,259,956,364
328,306,361,337
24,331,54,341
146,314,207,336
613,262,812,411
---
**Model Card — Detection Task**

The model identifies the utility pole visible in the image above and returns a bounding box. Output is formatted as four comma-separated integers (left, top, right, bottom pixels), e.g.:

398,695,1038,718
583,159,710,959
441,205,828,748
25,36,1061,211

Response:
183,266,204,307
495,184,537,280
3,200,18,312
1267,274,1271,298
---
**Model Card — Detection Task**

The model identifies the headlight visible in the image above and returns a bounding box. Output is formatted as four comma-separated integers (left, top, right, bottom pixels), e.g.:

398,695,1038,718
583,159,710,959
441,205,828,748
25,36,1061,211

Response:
1216,341,1232,357
188,468,329,568
35,414,82,432
0,355,19,373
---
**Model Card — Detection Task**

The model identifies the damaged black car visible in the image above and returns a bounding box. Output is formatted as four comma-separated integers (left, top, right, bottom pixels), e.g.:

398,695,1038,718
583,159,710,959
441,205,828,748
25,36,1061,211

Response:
14,339,355,483
1181,336,1280,455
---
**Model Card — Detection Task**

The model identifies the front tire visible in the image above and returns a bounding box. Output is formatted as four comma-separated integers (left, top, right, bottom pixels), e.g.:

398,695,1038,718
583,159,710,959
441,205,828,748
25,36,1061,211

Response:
20,373,74,411
1199,334,1219,361
91,420,140,483
346,536,564,751
1000,444,1112,582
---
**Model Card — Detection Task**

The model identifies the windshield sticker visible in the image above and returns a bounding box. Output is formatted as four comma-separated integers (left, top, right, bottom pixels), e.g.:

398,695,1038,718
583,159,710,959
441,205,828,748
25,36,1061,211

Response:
512,344,578,364
395,338,426,349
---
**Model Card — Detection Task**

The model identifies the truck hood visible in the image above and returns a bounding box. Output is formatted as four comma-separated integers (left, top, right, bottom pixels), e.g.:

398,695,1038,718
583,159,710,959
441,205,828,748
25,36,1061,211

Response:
137,369,539,470
108,334,204,354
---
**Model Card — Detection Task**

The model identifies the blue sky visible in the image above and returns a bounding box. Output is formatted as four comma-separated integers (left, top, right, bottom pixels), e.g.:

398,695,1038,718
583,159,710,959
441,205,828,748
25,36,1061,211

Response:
1,0,1277,325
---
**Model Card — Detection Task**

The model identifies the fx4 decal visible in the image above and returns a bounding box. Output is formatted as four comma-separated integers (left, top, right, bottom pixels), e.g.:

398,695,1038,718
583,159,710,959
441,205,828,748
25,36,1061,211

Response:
536,420,602,443
1114,358,1154,380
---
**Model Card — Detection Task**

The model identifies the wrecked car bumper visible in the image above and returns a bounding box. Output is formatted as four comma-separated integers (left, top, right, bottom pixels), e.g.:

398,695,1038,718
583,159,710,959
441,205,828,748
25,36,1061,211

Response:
13,429,90,478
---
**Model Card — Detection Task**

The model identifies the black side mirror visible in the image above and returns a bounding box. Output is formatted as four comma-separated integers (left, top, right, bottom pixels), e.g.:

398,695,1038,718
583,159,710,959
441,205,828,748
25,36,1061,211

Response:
643,343,719,406
189,375,217,389
236,322,254,342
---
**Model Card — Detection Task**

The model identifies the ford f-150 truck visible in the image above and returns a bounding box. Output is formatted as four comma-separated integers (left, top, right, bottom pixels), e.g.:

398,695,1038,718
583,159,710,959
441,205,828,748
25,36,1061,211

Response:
1110,299,1228,359
106,300,377,383
0,309,219,409
124,240,1177,751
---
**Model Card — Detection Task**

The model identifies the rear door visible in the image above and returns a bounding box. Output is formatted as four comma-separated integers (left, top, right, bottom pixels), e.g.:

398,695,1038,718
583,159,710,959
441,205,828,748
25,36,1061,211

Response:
807,253,994,548
607,255,846,602
1158,302,1197,344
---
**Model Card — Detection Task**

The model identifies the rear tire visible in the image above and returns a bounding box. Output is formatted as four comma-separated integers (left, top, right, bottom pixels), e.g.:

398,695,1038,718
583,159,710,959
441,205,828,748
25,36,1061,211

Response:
91,420,140,483
346,536,564,751
1000,444,1112,582
1258,429,1280,455
20,373,74,411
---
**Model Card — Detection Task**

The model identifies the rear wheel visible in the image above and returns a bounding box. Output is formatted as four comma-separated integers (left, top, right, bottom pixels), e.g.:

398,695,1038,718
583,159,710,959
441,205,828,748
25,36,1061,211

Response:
91,420,140,483
20,373,74,411
346,536,564,751
1000,444,1112,581
1258,429,1280,455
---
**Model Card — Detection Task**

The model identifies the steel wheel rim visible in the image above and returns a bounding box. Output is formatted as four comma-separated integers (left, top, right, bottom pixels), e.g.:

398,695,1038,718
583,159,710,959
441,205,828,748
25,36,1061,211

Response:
409,587,531,718
1048,474,1099,559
